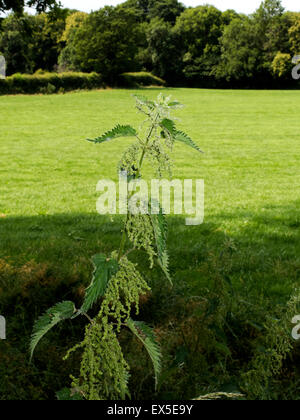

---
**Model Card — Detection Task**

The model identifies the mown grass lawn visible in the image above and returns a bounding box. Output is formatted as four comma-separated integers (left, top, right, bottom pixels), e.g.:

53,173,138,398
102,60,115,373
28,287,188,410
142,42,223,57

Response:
0,88,299,400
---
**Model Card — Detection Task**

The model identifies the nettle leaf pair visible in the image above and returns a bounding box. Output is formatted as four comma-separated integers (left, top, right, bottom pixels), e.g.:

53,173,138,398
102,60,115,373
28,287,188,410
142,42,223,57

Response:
88,95,202,155
30,93,202,400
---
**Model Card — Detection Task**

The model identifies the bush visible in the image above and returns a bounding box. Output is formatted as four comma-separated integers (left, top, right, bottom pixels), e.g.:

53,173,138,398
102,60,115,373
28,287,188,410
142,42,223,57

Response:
0,72,104,95
118,72,166,88
272,52,293,79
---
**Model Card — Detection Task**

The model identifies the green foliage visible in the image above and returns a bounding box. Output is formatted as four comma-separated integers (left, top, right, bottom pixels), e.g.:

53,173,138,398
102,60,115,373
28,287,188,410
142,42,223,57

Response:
241,289,300,400
119,72,166,87
98,254,151,332
58,12,88,72
30,12,67,73
31,92,199,400
87,125,137,145
80,254,119,313
288,12,300,55
0,71,104,95
122,0,185,24
146,0,185,24
64,255,150,400
65,322,131,400
0,0,57,14
61,6,143,83
173,130,204,153
141,18,182,84
127,318,162,389
30,301,76,360
216,16,260,82
60,11,87,42
126,214,157,268
0,14,35,75
272,52,292,78
216,0,293,85
1,88,300,399
160,118,203,153
1,0,300,88
0,12,69,76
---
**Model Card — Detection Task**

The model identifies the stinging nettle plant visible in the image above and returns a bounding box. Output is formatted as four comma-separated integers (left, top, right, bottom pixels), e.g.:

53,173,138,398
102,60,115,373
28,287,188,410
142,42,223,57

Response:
30,93,202,400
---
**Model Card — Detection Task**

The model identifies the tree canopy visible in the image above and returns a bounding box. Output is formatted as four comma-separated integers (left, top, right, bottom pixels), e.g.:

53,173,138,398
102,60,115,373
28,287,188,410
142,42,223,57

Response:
0,0,58,14
0,0,299,88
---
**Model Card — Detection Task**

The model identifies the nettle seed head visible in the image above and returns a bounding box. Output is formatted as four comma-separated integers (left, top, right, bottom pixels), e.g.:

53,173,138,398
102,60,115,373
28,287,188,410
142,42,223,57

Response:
148,136,173,178
98,255,151,332
119,142,141,176
126,214,157,268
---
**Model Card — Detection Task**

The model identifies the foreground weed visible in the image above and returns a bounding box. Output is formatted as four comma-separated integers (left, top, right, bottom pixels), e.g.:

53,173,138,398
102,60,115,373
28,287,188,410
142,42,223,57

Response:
30,94,202,400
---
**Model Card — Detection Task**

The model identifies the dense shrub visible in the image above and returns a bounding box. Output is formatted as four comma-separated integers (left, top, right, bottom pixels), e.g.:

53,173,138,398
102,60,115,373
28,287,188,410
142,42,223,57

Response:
118,72,166,87
0,72,104,95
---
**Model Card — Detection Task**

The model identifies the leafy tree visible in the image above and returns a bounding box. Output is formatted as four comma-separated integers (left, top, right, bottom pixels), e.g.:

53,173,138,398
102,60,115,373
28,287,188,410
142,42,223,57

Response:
147,0,185,24
288,12,300,55
123,0,185,23
222,9,240,25
60,11,87,42
1,0,298,88
0,13,35,74
31,12,67,71
174,5,224,84
253,0,289,71
58,11,87,71
216,0,291,85
0,10,69,74
253,0,284,23
62,6,142,82
143,17,183,84
216,15,260,82
0,0,58,14
272,51,292,78
121,0,150,22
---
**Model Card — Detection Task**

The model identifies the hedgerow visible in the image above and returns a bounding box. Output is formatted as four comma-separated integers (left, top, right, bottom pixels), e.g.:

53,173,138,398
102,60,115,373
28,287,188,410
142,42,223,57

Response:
118,72,166,88
0,71,104,95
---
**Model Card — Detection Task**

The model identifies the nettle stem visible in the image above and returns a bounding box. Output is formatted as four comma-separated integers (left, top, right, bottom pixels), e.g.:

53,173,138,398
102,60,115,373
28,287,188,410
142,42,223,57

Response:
117,229,127,262
117,112,159,262
138,111,159,175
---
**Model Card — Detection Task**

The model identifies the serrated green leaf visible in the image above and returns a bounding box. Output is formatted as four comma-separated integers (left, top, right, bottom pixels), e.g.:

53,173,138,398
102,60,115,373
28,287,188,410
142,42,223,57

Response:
80,254,119,313
157,250,172,285
160,118,176,134
127,319,162,389
173,130,203,153
87,124,137,144
133,94,155,110
160,119,202,153
30,301,76,360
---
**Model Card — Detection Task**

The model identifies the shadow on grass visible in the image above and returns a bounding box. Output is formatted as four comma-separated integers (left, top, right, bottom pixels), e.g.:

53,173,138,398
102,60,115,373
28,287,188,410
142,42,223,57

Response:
0,200,299,399
0,199,299,312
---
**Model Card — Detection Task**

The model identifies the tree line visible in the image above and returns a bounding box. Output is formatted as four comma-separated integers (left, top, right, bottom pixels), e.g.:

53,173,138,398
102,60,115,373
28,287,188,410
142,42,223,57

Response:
0,0,299,88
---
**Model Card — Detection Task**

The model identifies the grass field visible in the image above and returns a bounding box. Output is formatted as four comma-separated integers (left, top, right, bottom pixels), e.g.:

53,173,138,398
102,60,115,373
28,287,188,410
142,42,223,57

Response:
0,88,300,400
